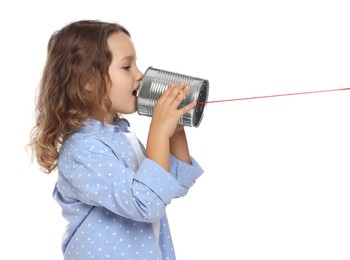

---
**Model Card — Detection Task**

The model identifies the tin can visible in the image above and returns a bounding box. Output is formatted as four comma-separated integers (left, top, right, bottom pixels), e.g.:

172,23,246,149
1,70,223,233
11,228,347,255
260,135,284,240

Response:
137,67,209,127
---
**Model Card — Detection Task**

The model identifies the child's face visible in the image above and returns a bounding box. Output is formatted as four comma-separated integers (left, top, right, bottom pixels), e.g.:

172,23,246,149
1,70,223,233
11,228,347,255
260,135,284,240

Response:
106,32,143,123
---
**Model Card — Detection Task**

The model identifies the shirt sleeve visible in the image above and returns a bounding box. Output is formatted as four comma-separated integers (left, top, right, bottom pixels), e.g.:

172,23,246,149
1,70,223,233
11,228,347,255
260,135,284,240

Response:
169,154,204,197
57,135,183,223
137,137,204,197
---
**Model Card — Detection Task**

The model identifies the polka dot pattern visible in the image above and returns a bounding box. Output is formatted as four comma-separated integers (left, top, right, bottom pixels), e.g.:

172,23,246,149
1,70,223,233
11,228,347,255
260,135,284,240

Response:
53,119,204,259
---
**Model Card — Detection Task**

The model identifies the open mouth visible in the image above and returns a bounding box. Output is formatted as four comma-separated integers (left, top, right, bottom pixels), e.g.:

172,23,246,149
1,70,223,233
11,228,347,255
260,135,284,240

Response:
132,85,140,97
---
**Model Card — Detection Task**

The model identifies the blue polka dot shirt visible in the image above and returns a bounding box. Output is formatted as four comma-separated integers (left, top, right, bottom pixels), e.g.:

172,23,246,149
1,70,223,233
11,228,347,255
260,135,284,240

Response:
53,118,204,259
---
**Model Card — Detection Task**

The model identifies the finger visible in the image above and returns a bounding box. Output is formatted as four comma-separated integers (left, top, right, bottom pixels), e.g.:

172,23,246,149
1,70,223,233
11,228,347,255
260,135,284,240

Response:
178,101,196,115
157,84,175,104
167,82,187,101
170,84,190,107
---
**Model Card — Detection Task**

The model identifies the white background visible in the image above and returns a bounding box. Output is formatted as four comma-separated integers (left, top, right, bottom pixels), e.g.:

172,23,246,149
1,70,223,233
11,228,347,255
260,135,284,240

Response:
1,0,350,259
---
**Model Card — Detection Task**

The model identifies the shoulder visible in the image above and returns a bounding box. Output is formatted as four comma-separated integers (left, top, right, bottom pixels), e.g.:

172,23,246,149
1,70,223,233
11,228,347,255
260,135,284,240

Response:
58,118,133,162
60,130,111,159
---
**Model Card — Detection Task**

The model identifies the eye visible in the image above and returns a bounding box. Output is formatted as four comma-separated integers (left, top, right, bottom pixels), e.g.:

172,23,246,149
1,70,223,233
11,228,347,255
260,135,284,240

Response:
123,66,131,71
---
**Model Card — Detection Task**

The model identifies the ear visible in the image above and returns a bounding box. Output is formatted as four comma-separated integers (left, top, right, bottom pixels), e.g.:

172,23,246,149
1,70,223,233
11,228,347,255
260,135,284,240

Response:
84,83,95,92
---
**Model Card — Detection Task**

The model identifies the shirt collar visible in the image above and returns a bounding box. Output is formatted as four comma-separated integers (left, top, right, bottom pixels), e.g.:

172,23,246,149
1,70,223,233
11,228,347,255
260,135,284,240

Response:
82,118,131,139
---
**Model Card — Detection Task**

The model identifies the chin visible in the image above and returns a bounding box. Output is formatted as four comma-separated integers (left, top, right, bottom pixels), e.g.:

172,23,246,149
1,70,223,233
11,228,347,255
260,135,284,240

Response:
122,108,137,115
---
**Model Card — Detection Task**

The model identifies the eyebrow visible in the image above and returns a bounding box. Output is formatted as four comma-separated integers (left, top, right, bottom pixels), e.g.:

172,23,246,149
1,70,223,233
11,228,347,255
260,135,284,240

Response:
119,55,135,61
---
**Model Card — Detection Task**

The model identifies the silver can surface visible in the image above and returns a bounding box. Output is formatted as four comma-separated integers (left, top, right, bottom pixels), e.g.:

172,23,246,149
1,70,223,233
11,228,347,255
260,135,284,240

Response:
137,67,209,127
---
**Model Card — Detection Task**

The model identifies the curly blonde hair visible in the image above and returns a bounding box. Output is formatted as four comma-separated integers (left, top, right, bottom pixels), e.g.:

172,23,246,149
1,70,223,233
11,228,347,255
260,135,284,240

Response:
28,20,130,173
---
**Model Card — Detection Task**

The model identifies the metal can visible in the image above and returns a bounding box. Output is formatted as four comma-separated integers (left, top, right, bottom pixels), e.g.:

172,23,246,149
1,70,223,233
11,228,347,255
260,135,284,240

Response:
137,66,209,127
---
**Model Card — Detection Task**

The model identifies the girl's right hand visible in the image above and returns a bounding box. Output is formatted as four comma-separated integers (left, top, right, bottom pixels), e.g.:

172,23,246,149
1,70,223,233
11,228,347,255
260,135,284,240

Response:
149,83,196,139
146,83,196,171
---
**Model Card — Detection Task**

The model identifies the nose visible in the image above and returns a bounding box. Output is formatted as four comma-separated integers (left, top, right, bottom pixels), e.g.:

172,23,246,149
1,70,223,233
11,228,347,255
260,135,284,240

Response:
135,67,143,82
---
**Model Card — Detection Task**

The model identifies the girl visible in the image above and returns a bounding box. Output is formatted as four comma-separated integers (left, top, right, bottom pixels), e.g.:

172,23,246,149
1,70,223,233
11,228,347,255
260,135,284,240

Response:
29,20,204,260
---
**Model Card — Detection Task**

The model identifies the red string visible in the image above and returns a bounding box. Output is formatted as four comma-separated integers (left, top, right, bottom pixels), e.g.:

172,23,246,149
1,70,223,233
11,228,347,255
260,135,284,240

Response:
197,87,350,104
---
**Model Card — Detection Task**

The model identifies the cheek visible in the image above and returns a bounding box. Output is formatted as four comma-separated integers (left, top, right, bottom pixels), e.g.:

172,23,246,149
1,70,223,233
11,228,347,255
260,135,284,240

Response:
108,86,129,105
108,74,133,98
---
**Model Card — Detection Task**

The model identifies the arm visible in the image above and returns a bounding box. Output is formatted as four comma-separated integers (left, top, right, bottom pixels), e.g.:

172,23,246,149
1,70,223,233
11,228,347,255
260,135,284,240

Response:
169,125,191,164
168,126,204,198
145,83,203,198
146,83,196,172
57,135,182,223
